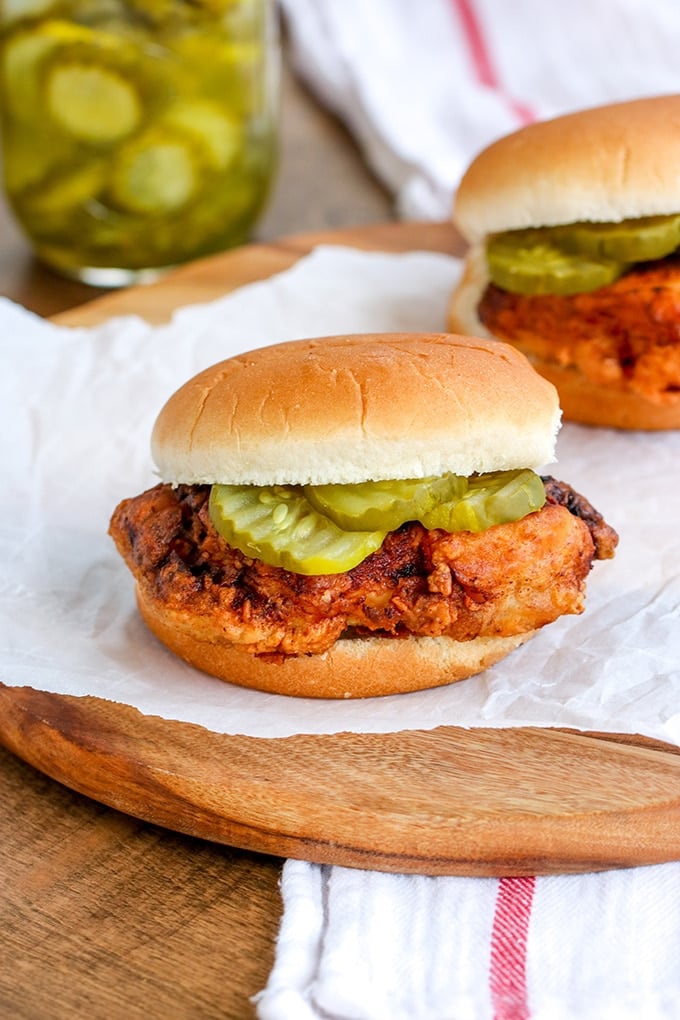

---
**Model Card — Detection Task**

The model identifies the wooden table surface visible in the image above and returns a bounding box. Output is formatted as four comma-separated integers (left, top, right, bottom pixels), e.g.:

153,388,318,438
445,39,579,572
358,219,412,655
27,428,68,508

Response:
0,58,395,1020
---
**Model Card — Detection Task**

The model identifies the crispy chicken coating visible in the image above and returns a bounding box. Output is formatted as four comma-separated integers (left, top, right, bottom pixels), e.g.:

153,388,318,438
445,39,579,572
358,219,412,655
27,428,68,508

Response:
478,256,680,404
109,480,617,659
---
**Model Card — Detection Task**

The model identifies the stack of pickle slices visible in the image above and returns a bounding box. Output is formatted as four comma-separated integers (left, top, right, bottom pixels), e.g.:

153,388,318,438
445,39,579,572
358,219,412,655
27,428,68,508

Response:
209,470,547,575
486,213,680,295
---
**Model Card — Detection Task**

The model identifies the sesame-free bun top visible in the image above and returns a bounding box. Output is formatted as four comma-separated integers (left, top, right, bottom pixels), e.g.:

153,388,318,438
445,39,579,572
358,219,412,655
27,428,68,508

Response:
454,95,680,244
151,333,560,486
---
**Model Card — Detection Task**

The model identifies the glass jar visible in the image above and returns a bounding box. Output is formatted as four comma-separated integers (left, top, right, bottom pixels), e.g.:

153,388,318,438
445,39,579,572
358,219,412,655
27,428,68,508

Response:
0,0,279,284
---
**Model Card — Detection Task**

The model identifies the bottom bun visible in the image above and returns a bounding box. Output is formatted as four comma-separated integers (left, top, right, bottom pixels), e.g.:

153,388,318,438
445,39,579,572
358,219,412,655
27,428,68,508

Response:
509,354,680,431
136,586,535,699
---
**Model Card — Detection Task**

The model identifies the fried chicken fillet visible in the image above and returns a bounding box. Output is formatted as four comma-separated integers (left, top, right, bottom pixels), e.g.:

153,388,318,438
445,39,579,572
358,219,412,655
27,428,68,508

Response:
109,478,617,661
478,257,680,407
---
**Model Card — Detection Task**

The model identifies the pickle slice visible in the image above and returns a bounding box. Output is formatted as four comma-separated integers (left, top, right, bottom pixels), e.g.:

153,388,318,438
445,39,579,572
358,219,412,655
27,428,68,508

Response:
109,128,203,214
555,214,680,263
1,20,93,121
305,475,466,533
209,485,386,575
487,230,627,295
307,471,545,534
45,63,142,143
2,28,57,120
422,470,545,533
482,470,546,524
162,100,241,170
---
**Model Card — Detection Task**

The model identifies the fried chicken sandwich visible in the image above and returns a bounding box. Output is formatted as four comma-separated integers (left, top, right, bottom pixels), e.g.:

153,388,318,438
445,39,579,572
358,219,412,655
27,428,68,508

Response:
109,332,617,698
448,95,680,430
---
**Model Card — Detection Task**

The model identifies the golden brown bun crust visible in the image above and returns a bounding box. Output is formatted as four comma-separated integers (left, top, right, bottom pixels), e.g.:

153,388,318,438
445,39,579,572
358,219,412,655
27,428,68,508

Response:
447,249,680,430
454,95,680,243
136,586,534,699
151,332,560,486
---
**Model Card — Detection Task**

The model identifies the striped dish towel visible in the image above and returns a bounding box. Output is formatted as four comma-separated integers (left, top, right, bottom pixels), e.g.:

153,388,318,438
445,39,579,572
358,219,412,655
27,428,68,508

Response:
256,860,680,1019
279,0,680,219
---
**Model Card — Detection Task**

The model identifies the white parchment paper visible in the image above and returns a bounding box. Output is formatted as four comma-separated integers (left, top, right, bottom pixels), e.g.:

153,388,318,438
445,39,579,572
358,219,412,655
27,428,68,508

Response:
1,246,679,742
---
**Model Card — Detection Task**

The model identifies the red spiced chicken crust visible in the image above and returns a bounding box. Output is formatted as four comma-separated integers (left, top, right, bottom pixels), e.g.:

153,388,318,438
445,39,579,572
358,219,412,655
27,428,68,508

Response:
109,480,617,661
478,257,680,405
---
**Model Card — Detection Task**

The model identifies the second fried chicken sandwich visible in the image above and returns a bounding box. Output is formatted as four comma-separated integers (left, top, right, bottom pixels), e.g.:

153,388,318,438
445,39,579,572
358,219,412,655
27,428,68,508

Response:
109,332,617,698
448,95,680,430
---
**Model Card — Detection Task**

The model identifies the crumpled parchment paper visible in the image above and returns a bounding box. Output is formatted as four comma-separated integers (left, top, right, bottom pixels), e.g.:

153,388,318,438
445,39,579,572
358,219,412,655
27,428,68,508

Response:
1,246,678,742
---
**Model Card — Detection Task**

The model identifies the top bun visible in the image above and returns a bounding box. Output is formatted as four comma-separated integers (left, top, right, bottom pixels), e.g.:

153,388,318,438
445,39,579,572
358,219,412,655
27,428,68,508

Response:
151,332,560,486
454,95,680,244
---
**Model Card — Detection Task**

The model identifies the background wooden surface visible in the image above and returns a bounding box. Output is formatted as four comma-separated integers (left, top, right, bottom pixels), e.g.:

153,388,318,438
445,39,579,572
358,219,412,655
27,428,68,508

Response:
0,50,395,1020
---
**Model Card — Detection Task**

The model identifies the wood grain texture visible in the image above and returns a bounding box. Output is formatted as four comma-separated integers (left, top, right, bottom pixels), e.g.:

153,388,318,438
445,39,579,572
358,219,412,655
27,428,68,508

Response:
2,220,679,889
0,742,281,1020
1,685,680,877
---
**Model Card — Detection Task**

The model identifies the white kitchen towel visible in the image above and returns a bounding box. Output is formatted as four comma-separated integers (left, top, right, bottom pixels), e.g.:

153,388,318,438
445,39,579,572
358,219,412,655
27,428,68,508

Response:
279,0,680,219
256,859,680,1020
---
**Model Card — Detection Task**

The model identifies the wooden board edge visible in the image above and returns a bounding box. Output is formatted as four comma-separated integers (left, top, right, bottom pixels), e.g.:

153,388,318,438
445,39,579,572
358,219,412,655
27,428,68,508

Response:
2,683,680,876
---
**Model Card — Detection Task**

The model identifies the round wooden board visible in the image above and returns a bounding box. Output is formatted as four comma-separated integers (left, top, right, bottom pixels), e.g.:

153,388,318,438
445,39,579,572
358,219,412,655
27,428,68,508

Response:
3,221,680,877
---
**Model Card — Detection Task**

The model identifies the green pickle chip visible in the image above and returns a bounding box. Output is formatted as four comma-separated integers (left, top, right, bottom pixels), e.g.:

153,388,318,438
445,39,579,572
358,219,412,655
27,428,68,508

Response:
1,20,95,121
209,485,386,576
210,470,546,575
46,63,142,143
109,127,205,214
162,100,241,170
554,214,680,263
304,475,465,533
421,470,546,533
487,214,680,296
486,230,626,296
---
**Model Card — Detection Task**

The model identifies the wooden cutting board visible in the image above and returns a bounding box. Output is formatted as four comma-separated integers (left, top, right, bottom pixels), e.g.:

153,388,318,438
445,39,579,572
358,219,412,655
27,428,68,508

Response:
2,221,680,877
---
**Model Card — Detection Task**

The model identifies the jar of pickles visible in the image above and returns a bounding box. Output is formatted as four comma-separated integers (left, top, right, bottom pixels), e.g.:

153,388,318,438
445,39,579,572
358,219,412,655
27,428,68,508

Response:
0,0,279,284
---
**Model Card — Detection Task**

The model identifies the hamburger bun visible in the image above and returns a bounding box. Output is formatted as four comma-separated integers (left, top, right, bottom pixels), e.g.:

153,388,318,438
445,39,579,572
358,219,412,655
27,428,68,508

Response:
453,95,680,243
151,332,560,486
448,95,680,430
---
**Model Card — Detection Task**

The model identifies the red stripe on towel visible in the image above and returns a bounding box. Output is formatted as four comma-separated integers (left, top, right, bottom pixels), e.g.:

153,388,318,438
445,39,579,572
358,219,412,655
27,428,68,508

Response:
450,0,536,125
489,876,536,1020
